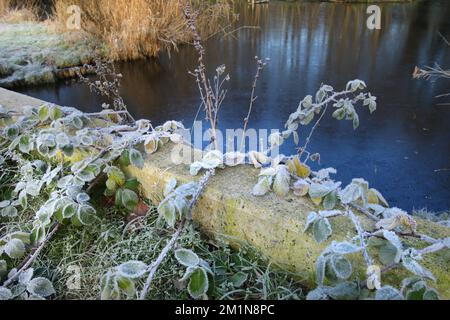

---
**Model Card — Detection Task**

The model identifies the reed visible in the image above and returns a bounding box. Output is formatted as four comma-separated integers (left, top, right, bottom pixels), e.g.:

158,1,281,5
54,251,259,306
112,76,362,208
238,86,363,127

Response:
52,0,234,60
0,0,39,23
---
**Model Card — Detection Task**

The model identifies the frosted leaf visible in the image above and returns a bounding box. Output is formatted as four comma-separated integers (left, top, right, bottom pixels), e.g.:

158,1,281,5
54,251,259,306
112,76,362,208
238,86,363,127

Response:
331,241,362,255
117,261,147,279
164,179,178,197
313,217,332,243
304,212,318,233
188,268,209,300
27,277,55,297
339,183,361,204
129,149,145,169
402,250,435,281
323,191,338,210
201,150,223,168
273,165,290,197
293,179,310,197
0,287,12,300
330,254,352,280
1,206,18,217
174,249,200,268
252,175,273,197
268,132,284,147
248,151,270,169
346,79,367,92
315,168,337,180
5,238,26,259
306,287,329,300
158,201,176,227
144,138,159,154
19,268,34,285
309,181,340,199
116,276,136,297
224,152,245,167
375,286,403,300
0,200,11,209
120,189,138,212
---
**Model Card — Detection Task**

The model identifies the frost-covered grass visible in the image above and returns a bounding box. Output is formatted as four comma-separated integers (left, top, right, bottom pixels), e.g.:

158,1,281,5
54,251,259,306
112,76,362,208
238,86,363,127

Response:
0,22,98,88
24,205,305,300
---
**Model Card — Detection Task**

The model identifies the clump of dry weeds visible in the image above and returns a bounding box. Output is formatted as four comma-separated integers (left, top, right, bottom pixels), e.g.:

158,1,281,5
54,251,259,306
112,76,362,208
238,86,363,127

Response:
52,0,235,60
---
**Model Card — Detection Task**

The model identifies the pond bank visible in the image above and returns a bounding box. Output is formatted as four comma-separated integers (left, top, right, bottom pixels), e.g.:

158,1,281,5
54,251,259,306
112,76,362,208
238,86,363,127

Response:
0,22,97,88
0,0,234,89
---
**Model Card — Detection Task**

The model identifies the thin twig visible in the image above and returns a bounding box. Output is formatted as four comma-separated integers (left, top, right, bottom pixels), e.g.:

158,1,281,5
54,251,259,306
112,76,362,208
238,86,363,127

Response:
2,223,60,288
240,58,267,153
139,169,215,300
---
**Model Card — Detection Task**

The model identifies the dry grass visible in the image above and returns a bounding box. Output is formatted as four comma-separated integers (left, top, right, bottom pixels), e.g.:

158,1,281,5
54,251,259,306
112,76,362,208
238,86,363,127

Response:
52,0,235,60
0,0,39,23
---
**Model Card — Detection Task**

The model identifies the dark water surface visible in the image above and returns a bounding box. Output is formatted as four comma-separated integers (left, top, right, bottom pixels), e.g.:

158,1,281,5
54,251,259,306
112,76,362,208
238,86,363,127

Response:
17,1,450,212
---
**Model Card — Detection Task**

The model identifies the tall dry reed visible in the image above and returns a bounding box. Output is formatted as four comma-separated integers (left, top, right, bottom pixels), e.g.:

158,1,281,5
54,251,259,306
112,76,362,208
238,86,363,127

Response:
52,0,234,60
0,0,39,23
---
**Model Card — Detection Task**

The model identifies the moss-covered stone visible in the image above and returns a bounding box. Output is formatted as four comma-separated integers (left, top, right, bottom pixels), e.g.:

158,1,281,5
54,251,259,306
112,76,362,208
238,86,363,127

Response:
125,143,450,297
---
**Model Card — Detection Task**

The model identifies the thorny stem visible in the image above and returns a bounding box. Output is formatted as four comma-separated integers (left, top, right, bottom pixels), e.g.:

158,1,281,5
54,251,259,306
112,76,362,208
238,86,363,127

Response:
240,58,267,153
347,208,373,267
299,104,329,162
2,223,60,288
139,169,215,300
297,90,351,162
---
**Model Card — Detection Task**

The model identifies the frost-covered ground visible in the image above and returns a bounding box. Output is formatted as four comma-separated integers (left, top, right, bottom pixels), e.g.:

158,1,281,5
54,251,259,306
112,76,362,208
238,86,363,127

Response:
0,23,98,88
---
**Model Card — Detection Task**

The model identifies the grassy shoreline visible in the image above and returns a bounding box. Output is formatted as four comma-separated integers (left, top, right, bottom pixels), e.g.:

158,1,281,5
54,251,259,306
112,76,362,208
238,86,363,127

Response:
0,0,233,88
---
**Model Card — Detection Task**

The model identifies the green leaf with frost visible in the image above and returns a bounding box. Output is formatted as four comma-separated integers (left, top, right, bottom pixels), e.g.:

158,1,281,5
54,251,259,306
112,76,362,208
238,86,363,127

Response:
313,217,332,243
30,226,45,246
174,249,200,268
158,201,176,227
375,286,403,300
27,277,55,297
252,175,273,197
0,287,12,300
304,212,318,232
19,268,34,285
379,243,399,265
38,105,49,122
327,282,360,300
10,231,29,243
339,183,361,204
273,165,290,197
423,289,440,300
402,256,435,281
330,241,361,255
49,106,62,120
188,268,209,299
62,203,77,219
121,189,138,212
117,261,147,279
309,181,340,199
119,150,131,167
77,205,96,225
330,255,352,280
5,238,26,259
1,206,18,217
323,190,338,210
164,179,177,197
19,135,32,154
129,149,144,169
230,272,248,288
306,287,329,300
116,276,136,297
